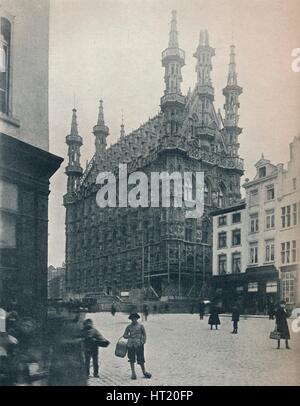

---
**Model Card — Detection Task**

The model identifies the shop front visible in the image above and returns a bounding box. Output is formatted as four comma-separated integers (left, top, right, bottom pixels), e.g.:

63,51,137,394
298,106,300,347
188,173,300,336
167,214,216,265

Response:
244,265,280,315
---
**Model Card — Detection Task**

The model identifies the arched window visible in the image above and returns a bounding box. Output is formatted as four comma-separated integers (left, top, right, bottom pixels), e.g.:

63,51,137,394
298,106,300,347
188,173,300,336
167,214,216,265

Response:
0,17,11,114
204,180,211,204
202,217,210,243
218,189,223,208
217,183,226,208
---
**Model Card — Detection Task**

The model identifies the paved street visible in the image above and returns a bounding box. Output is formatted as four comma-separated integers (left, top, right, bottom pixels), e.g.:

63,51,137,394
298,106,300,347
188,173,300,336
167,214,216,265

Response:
86,312,300,386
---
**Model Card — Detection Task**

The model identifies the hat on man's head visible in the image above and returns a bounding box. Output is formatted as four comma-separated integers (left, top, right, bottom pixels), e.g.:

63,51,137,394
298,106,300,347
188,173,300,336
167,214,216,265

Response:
128,313,140,320
280,300,286,305
83,318,93,325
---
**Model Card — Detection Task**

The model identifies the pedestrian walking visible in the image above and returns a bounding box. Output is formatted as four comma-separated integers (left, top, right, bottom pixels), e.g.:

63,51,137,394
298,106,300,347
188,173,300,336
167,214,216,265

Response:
123,313,151,380
198,301,205,320
231,305,240,334
190,302,194,314
82,318,109,378
142,304,149,322
208,304,220,330
275,301,291,350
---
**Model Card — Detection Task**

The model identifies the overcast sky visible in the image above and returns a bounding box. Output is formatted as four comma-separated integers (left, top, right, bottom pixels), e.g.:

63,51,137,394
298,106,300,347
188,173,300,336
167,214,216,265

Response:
48,0,300,267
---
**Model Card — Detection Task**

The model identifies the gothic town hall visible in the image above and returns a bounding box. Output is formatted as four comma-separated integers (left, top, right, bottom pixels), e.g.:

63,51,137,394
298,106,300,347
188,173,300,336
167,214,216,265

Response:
63,11,244,302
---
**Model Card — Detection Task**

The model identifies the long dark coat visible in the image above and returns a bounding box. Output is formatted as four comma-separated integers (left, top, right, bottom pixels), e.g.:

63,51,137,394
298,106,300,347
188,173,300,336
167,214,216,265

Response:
232,308,240,322
275,308,290,339
208,306,220,326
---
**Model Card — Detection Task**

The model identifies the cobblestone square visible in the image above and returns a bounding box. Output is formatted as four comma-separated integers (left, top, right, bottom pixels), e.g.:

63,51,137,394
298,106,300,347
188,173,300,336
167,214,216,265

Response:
86,313,300,386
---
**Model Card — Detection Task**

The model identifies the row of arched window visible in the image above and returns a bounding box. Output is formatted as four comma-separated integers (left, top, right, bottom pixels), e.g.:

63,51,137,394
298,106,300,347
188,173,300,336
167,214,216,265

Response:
184,176,227,208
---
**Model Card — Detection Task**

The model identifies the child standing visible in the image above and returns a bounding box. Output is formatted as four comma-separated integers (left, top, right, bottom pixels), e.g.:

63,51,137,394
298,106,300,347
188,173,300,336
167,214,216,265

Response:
208,304,221,330
82,319,108,378
142,304,149,322
231,305,240,334
123,313,151,380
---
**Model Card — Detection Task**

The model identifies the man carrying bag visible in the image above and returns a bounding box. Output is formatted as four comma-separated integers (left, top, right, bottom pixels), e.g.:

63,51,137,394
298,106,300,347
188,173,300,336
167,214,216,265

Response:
81,318,110,378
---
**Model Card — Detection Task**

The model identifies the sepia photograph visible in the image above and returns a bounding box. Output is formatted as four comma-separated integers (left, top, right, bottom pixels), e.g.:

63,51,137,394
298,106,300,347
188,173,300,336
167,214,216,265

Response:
0,0,299,388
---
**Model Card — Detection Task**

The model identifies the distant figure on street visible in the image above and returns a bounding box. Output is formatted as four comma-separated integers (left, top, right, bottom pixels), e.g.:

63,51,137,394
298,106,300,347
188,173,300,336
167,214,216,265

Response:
275,301,291,350
268,302,275,320
198,301,205,320
82,319,109,378
164,303,169,313
190,303,194,314
111,303,117,317
152,305,157,314
208,304,220,330
123,313,151,380
231,305,240,334
142,304,149,322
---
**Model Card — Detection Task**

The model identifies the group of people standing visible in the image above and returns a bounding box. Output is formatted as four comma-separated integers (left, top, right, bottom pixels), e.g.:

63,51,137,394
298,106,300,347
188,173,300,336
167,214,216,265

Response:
200,300,292,345
50,298,293,385
199,302,240,334
73,296,296,386
82,312,151,381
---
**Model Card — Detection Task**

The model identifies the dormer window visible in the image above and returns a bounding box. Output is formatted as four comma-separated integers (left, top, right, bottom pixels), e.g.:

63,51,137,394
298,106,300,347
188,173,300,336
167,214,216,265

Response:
0,17,11,115
259,166,266,178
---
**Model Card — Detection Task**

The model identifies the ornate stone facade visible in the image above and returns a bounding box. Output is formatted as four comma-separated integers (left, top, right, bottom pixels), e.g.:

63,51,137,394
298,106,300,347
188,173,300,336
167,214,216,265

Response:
64,11,244,300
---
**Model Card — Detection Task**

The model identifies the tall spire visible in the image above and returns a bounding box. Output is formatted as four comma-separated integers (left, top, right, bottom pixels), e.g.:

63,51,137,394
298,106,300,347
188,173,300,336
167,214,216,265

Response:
70,108,79,136
65,108,83,195
93,99,109,156
199,29,209,46
161,10,186,129
193,29,215,98
223,44,243,128
97,99,105,125
168,10,178,47
227,45,238,86
120,110,125,139
222,45,243,159
161,10,185,97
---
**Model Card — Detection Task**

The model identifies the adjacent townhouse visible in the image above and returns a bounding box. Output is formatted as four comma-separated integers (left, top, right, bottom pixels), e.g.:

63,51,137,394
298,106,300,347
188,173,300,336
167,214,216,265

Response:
277,136,300,307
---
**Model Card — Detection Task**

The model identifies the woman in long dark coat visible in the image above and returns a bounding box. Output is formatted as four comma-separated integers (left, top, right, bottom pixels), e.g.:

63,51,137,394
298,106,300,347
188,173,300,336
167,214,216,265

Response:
275,300,291,349
208,304,220,330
